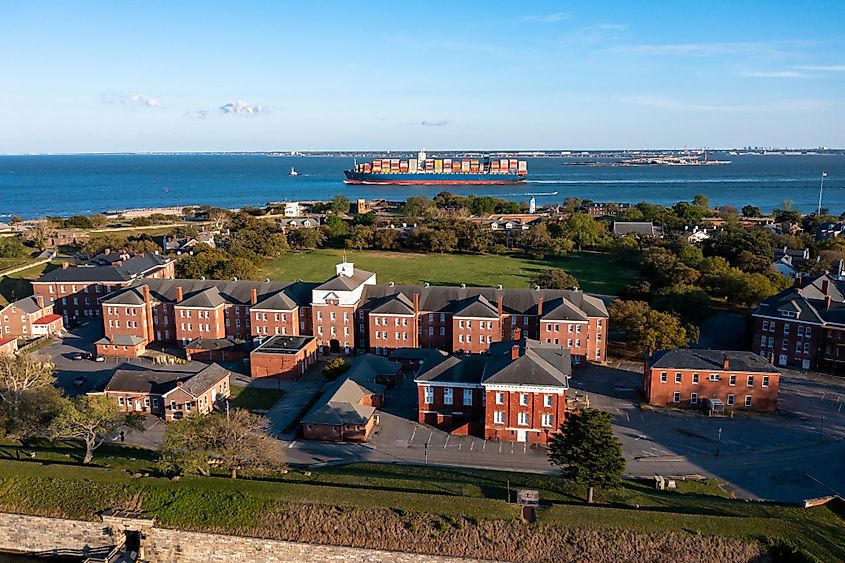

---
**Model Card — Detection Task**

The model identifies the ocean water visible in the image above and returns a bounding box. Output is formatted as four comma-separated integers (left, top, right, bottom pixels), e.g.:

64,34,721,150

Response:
0,154,843,219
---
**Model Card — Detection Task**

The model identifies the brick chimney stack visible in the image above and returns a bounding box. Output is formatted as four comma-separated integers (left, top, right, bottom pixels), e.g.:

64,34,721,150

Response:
511,343,520,361
537,297,543,317
723,354,729,370
35,295,44,309
175,286,183,303
62,262,69,269
104,248,111,255
497,295,503,318
143,285,154,343
251,288,258,306
822,279,829,295
413,293,420,347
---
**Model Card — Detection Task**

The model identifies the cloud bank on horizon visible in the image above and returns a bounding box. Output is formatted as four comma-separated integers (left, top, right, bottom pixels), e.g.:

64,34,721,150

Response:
1,0,844,152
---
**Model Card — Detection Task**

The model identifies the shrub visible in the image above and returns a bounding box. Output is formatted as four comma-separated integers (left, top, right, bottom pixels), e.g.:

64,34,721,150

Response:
322,358,350,381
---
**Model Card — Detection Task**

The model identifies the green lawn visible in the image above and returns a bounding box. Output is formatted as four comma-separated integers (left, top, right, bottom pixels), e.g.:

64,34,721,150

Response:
0,456,839,561
228,386,285,411
261,249,639,295
0,260,68,306
0,257,36,274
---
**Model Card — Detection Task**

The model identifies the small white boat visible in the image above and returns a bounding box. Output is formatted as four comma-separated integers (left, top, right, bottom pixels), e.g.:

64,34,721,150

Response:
289,166,299,176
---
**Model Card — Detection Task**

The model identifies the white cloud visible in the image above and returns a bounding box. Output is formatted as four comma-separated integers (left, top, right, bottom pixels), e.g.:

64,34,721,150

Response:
421,120,450,127
219,100,265,115
521,12,571,23
737,70,808,78
796,65,845,72
121,94,160,108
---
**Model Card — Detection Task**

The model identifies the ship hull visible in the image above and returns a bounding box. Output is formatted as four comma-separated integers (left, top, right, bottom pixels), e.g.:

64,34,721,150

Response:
343,171,526,185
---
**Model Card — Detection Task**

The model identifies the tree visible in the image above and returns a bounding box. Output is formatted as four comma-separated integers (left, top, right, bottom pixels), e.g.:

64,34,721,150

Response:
176,248,258,280
346,225,374,251
672,202,707,226
322,357,350,380
609,300,688,354
0,354,62,439
352,211,377,226
562,213,606,251
454,220,492,253
287,228,326,251
322,215,349,245
641,248,700,287
741,205,761,218
692,193,710,209
516,223,552,252
330,195,351,213
402,196,436,218
531,269,579,290
373,228,401,250
548,408,625,504
207,208,231,231
159,409,285,479
29,220,57,251
49,395,139,464
0,237,29,259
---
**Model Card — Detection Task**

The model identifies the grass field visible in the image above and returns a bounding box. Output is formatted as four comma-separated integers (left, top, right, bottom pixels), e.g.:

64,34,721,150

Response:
228,386,285,411
0,444,839,561
260,249,640,295
0,260,66,306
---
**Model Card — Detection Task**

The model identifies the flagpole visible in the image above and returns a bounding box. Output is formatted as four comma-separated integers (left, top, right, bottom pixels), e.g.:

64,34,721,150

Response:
817,172,828,216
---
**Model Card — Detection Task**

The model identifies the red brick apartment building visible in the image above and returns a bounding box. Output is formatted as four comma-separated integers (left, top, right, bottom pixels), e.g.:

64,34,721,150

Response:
93,261,608,363
645,349,781,412
0,338,18,355
415,339,570,444
249,335,318,379
31,250,174,323
751,274,845,370
100,363,231,421
0,295,64,339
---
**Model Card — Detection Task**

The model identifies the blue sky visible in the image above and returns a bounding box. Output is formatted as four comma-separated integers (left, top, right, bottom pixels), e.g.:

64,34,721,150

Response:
2,1,844,152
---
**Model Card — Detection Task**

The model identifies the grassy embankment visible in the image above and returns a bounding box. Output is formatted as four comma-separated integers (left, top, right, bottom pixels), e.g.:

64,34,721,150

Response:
0,441,840,561
0,260,67,306
261,249,639,296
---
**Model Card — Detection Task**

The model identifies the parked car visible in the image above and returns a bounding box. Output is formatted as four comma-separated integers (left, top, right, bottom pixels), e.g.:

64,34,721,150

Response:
94,355,105,362
72,353,84,361
73,376,87,387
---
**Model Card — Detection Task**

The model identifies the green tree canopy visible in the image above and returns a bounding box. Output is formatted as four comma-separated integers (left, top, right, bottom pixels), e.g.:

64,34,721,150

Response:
531,269,579,290
50,395,140,464
562,213,606,251
609,300,688,354
548,408,625,503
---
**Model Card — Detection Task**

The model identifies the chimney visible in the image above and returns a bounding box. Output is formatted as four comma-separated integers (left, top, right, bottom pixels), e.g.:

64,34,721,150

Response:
35,295,44,309
175,286,183,303
104,248,111,255
822,279,829,295
497,294,503,318
537,297,543,317
143,285,154,342
825,295,832,310
513,326,522,341
62,262,69,269
722,354,729,371
176,381,184,388
511,344,520,361
795,272,803,287
251,288,258,306
413,293,420,347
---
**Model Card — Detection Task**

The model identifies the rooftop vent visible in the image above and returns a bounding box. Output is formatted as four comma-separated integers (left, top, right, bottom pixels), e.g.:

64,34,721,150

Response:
424,282,430,287
461,283,466,289
497,284,503,290
389,281,395,287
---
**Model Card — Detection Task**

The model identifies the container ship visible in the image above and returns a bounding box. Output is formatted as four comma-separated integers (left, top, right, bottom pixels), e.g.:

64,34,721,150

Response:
344,150,528,185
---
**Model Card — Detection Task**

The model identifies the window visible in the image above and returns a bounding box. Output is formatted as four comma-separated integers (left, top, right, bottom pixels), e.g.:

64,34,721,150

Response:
523,316,528,326
768,336,774,348
494,411,505,424
170,400,176,410
440,313,445,322
798,326,804,337
709,373,720,382
747,375,755,387
517,412,529,426
439,327,445,336
459,320,464,329
519,394,529,406
459,334,464,343
428,313,433,322
762,320,769,332
660,371,667,383
762,376,769,387
670,391,680,403
496,392,505,404
466,320,472,328
745,395,753,407
317,311,322,321
804,342,810,354
692,373,699,384
463,389,473,406
424,387,433,404
568,325,573,334
443,388,453,405
541,414,554,427
729,374,736,386
118,397,124,406
727,394,735,406
783,323,790,334
760,335,767,348
544,395,553,407
675,373,682,384
428,326,433,336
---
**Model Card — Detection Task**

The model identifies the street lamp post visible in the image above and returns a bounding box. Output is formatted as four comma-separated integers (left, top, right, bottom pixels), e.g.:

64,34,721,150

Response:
424,442,428,466
716,427,722,456
817,172,828,216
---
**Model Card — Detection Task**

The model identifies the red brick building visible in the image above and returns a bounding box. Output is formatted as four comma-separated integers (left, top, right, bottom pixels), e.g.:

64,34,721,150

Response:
644,349,781,412
93,262,608,365
0,337,18,355
249,335,318,379
415,339,571,444
100,363,231,420
751,274,843,370
31,251,174,323
0,295,64,340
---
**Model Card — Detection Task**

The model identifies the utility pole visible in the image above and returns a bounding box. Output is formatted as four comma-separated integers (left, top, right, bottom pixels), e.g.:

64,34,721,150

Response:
817,172,828,216
715,427,722,456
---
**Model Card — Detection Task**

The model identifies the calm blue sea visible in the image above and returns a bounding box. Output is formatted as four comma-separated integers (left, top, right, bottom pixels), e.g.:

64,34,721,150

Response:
0,154,843,219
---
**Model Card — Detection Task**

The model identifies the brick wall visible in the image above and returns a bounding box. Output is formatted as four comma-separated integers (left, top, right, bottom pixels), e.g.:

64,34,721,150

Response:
312,303,355,350
483,389,565,444
451,317,500,354
368,313,415,355
645,367,779,411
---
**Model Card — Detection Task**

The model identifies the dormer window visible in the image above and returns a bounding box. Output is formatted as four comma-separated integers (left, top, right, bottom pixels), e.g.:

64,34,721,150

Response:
779,310,796,318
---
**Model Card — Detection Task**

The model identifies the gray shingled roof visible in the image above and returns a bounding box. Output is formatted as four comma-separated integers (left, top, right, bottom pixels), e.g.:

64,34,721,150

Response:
414,351,486,384
2,295,47,314
454,295,499,318
370,292,414,315
613,222,661,236
301,378,377,425
179,286,226,308
315,268,375,291
649,349,781,373
104,362,229,397
102,279,318,308
38,253,170,283
179,363,230,397
96,334,145,346
754,274,845,325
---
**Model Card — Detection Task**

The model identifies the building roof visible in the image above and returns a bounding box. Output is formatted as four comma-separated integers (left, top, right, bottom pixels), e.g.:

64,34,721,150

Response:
0,337,16,348
648,349,781,374
96,334,146,346
414,351,486,384
179,286,226,308
251,335,315,354
301,378,378,426
32,314,62,325
315,268,376,292
37,253,170,284
754,274,845,326
453,295,499,318
2,295,48,314
612,222,663,237
369,292,415,315
104,362,230,397
185,338,250,352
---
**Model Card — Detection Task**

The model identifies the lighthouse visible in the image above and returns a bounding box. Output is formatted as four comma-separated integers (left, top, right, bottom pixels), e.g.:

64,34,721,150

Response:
529,195,536,214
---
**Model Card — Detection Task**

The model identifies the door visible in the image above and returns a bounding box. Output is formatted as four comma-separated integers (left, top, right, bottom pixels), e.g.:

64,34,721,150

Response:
802,359,810,369
778,355,787,366
516,430,527,442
